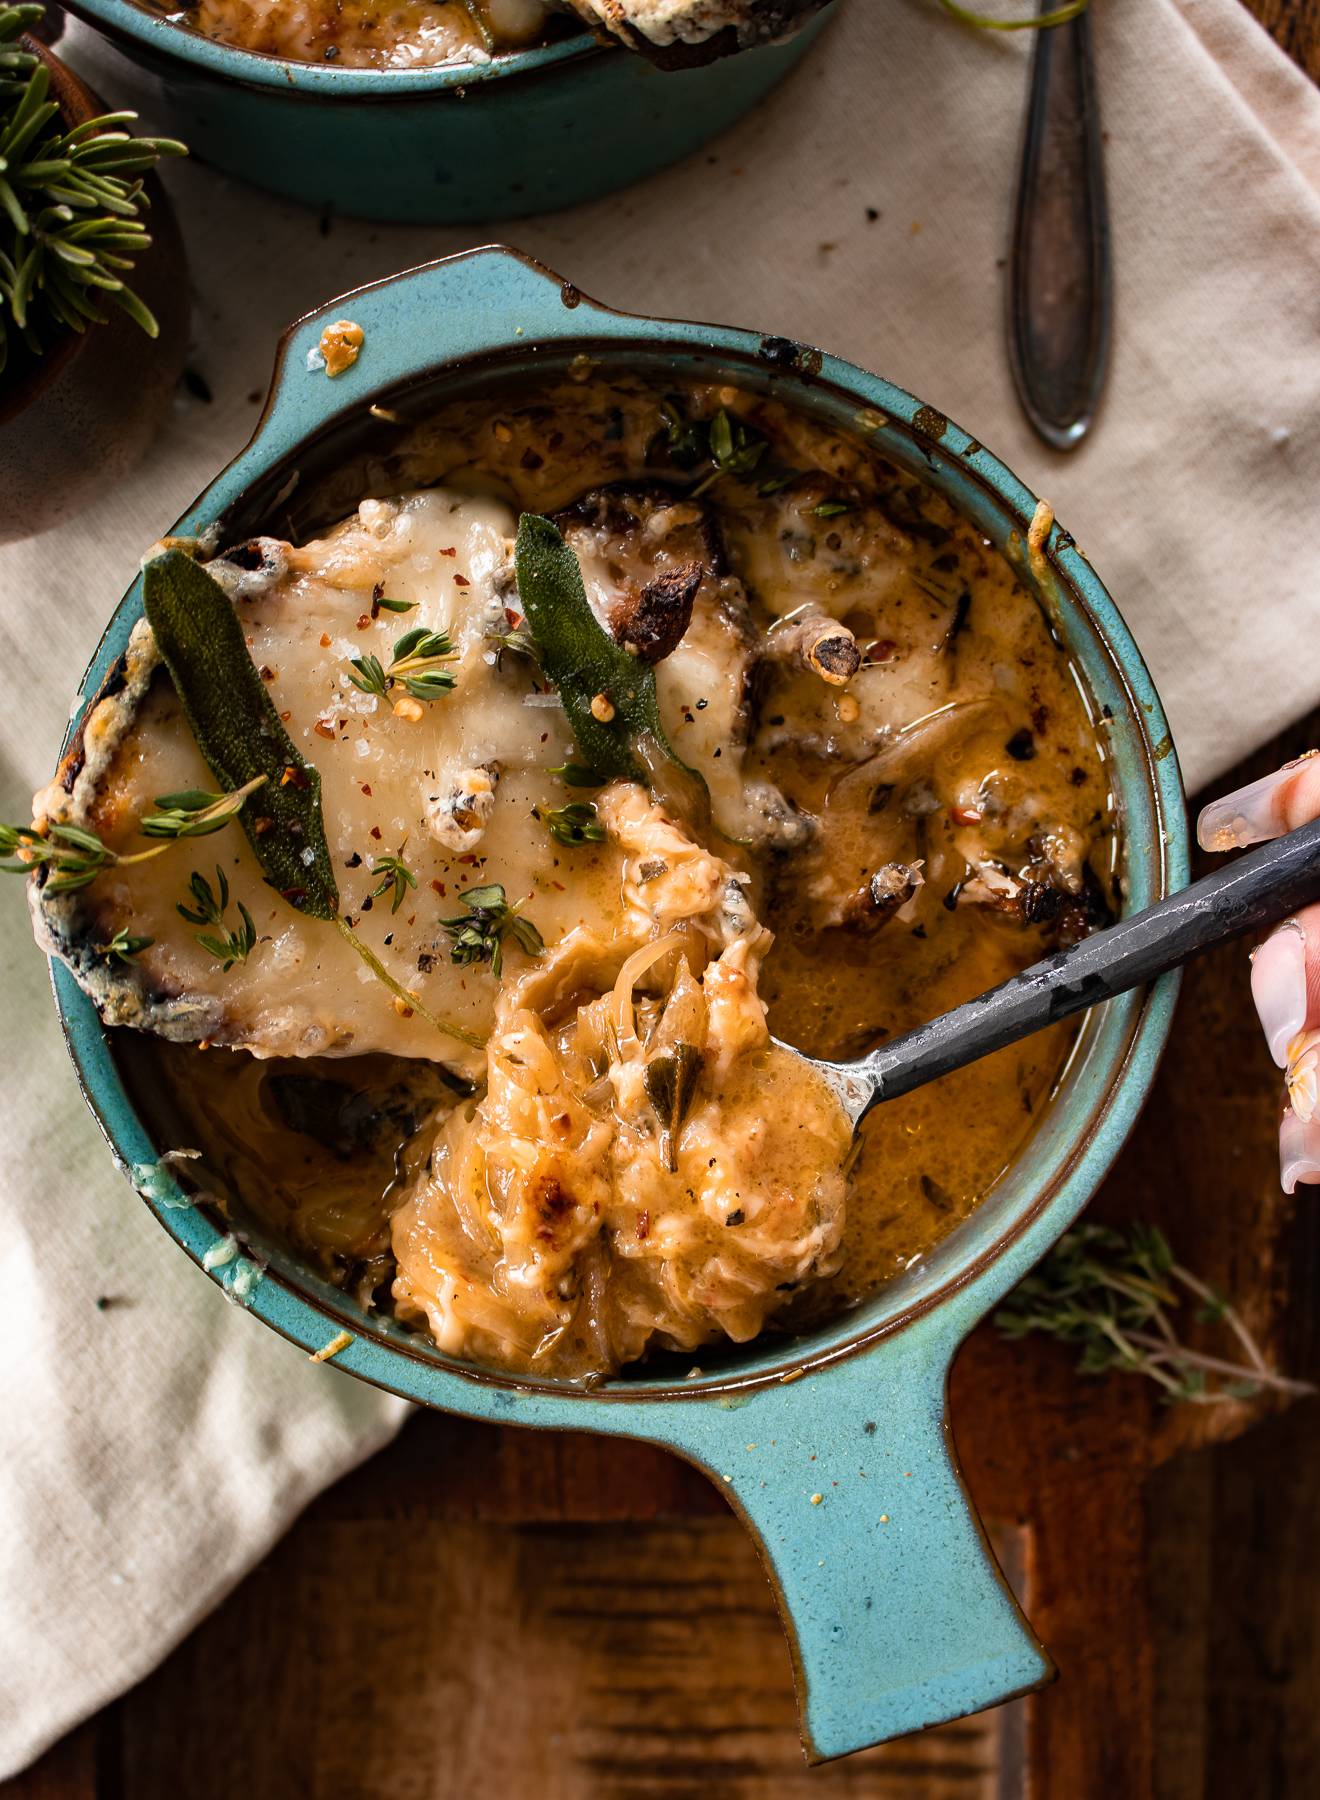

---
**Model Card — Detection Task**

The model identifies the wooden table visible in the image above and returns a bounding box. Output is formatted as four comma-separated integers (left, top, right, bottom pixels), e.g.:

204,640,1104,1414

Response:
8,5,1320,1796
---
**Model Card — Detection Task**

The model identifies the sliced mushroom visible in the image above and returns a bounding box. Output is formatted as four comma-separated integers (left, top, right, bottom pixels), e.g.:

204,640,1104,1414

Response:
554,482,724,662
762,613,860,685
838,862,923,933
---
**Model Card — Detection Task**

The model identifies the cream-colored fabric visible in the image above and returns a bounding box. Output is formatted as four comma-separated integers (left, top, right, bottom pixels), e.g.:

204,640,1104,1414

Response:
2,0,1318,1775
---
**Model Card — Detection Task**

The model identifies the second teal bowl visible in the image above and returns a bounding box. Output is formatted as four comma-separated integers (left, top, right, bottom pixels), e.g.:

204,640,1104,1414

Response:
61,2,835,223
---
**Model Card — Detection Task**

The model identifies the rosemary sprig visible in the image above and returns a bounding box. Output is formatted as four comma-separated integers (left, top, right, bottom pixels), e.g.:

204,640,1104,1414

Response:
1,775,263,892
368,850,416,914
444,882,544,979
94,925,153,963
373,595,415,615
813,500,851,519
177,864,256,971
0,3,187,376
995,1222,1314,1407
540,800,605,847
348,627,458,703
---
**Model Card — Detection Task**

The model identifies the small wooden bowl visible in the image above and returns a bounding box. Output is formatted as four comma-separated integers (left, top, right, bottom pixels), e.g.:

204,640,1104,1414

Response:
0,38,188,545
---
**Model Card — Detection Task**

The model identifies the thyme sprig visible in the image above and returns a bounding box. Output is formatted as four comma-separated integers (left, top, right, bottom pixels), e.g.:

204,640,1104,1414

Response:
444,882,544,979
368,850,416,914
139,776,267,838
94,925,153,963
658,399,767,493
1,775,263,892
540,800,605,848
348,626,458,703
177,864,256,970
996,1222,1315,1407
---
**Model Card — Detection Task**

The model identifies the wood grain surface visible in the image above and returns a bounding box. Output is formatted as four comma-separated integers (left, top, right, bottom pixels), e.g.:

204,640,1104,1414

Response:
5,5,1319,1797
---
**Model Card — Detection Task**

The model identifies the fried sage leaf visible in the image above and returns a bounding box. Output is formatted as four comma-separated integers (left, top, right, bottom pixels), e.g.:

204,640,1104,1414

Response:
514,513,698,790
142,549,339,920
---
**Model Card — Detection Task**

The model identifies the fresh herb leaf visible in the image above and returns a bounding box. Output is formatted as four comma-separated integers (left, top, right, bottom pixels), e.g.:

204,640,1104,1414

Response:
813,500,851,519
347,653,389,698
94,926,154,963
549,761,606,789
177,864,257,971
139,776,267,839
374,596,416,614
143,550,339,920
996,1221,1315,1407
541,800,605,848
514,514,699,792
708,408,766,477
2,778,260,894
347,626,457,703
444,882,544,980
659,398,710,470
369,851,417,915
498,626,541,667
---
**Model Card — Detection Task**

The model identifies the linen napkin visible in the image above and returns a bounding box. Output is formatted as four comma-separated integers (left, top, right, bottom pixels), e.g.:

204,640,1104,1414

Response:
3,0,1319,1775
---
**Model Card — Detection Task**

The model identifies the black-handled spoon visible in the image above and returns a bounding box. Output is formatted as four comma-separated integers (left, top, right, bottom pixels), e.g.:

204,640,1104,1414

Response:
786,816,1320,1126
1007,0,1112,450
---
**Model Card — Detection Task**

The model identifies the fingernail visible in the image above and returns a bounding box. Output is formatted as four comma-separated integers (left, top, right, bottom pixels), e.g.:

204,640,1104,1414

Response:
1197,752,1320,851
1280,1105,1320,1194
1251,923,1308,1066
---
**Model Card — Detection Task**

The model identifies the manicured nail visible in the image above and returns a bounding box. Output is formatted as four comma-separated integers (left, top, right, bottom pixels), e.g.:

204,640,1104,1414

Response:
1197,751,1320,850
1251,923,1309,1067
1280,1105,1320,1194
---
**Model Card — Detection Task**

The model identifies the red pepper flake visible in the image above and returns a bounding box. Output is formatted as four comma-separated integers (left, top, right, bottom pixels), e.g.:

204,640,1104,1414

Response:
356,614,371,630
259,665,276,682
453,573,470,588
949,805,982,827
439,546,456,558
551,880,565,892
505,607,524,628
314,720,336,740
279,711,292,723
636,1211,651,1241
457,852,479,866
865,639,897,664
280,764,309,789
370,826,382,840
360,783,373,797
430,879,447,896
319,632,332,649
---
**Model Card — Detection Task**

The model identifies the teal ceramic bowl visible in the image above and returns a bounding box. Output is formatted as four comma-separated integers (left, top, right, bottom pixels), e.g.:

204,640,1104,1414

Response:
59,2,835,223
50,246,1188,1761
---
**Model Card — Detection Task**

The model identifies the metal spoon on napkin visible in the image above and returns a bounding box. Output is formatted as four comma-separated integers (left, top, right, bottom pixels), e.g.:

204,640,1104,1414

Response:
783,816,1320,1127
1008,0,1112,448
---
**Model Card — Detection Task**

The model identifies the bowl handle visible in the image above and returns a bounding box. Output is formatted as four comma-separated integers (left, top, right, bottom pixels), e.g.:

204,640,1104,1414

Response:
659,1320,1052,1761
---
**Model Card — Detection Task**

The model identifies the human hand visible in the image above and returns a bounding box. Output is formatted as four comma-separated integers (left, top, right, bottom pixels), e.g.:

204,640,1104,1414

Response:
1198,752,1320,1191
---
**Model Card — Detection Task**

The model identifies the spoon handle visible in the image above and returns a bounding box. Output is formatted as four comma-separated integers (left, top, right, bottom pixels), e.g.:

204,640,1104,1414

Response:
1008,0,1112,450
863,815,1320,1107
